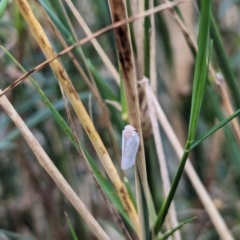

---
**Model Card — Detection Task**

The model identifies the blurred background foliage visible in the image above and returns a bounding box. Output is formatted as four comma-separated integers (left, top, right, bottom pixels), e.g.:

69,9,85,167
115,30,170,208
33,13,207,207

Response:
0,0,239,239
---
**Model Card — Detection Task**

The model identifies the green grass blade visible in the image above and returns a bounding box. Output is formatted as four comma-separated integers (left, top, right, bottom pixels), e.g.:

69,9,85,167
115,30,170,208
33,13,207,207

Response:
65,213,79,240
154,146,190,234
190,108,240,150
154,0,212,234
188,0,211,142
159,217,196,240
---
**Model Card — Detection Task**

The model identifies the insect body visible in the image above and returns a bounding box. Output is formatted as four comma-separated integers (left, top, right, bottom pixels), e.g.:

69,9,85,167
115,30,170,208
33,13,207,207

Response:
121,125,140,170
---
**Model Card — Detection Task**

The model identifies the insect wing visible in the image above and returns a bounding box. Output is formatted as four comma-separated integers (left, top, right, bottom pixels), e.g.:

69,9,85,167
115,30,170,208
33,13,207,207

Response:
121,129,140,170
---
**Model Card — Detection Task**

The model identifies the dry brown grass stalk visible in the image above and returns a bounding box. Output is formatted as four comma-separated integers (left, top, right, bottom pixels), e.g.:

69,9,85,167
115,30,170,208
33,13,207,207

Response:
107,0,147,196
0,90,110,240
0,0,184,97
14,0,139,233
107,1,148,238
33,0,122,173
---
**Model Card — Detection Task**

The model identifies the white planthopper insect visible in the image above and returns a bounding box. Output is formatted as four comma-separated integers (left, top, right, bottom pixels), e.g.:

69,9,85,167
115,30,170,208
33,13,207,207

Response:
121,125,140,170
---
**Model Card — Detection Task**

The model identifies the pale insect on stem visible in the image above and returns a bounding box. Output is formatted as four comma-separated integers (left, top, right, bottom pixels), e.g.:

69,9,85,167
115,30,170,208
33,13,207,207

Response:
121,125,140,170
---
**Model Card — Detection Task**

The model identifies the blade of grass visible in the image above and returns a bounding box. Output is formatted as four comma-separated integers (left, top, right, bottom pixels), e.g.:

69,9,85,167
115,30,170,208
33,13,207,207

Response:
187,4,211,142
154,145,190,234
143,79,180,239
65,212,79,240
190,108,240,150
154,0,211,234
162,0,238,129
151,90,234,240
159,217,196,240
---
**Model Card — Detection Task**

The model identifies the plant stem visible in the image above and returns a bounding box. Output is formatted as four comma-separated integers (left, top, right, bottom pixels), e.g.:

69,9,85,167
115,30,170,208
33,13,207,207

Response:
154,141,191,234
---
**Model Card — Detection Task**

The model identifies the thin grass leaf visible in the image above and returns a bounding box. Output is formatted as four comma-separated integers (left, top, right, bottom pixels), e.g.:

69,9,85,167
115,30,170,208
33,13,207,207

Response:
159,217,196,240
65,212,79,240
187,1,211,142
154,148,190,234
154,0,212,234
88,60,118,101
190,108,240,150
